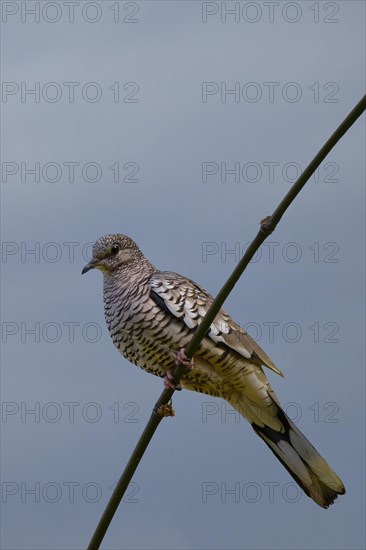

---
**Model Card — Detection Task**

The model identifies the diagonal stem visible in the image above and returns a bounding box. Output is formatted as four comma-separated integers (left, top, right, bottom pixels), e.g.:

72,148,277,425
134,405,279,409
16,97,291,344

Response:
87,94,365,550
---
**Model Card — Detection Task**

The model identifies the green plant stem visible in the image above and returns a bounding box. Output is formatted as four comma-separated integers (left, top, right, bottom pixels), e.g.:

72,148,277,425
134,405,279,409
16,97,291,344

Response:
87,94,365,550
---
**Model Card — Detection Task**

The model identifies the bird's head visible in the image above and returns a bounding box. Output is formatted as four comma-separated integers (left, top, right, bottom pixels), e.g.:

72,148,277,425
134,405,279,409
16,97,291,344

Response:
82,234,143,275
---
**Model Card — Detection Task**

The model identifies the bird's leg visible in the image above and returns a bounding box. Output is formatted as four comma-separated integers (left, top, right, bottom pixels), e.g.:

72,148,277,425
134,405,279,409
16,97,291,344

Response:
163,348,194,391
163,369,182,391
175,348,194,370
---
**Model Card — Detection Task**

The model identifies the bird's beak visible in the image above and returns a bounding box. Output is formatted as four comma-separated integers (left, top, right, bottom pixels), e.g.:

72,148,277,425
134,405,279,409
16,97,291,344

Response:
82,258,99,275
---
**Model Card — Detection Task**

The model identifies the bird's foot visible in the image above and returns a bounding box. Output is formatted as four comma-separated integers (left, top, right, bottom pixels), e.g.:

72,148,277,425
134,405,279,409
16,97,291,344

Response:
175,348,194,370
163,349,193,391
163,369,182,391
157,399,175,417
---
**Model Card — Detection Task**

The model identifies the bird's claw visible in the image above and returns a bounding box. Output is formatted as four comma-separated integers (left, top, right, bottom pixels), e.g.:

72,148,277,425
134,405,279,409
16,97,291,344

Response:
163,348,194,391
175,348,194,370
163,369,182,391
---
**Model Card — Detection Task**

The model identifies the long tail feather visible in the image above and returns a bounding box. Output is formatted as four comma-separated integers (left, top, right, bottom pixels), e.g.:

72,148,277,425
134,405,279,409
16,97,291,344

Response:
252,407,345,508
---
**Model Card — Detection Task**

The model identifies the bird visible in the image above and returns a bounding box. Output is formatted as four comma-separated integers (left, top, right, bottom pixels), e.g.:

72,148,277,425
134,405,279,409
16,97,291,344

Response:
82,233,345,508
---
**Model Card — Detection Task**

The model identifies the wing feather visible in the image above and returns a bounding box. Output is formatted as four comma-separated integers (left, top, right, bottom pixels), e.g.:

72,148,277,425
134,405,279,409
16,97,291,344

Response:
149,271,283,377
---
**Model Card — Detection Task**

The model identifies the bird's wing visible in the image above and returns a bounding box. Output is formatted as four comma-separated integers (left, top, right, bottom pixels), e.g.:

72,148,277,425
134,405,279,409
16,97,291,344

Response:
149,271,283,377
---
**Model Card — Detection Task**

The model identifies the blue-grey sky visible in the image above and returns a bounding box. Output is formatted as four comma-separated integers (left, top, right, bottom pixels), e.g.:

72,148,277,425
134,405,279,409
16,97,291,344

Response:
1,1,365,549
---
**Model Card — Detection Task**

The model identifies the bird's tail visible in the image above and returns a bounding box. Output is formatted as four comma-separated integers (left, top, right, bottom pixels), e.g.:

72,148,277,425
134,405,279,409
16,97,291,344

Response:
251,406,345,508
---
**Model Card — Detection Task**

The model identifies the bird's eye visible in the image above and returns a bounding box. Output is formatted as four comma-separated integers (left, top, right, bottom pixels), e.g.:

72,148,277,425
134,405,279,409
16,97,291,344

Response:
110,244,120,256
